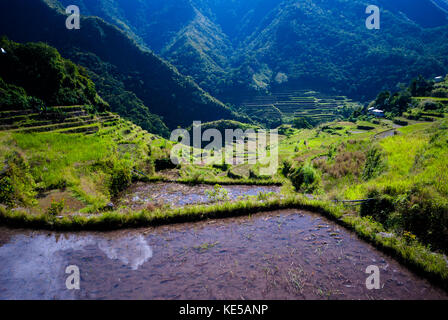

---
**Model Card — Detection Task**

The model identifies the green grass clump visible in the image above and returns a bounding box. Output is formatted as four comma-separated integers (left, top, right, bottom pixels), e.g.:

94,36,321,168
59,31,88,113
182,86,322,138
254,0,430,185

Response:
289,163,320,193
0,151,36,207
46,198,65,216
205,184,229,202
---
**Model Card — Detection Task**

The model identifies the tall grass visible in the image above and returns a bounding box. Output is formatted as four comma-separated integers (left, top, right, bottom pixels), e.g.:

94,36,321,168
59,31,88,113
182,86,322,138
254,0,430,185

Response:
12,132,115,189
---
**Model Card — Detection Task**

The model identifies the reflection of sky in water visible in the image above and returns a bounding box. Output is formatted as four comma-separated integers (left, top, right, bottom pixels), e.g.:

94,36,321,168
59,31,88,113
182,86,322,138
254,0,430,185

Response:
98,236,152,271
0,234,152,299
160,186,277,206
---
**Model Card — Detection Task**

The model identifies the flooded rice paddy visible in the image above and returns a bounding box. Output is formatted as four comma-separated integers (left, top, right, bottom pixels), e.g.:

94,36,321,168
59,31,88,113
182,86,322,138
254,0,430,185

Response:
116,182,281,209
0,209,446,300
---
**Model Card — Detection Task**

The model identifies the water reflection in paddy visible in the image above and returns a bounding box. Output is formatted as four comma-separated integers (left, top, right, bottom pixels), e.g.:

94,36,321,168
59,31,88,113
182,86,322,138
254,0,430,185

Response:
117,182,281,209
0,210,446,300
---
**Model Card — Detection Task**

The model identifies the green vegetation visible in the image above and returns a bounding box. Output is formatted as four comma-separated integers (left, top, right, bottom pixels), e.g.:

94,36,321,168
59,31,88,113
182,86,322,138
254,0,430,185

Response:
0,78,447,294
367,75,448,122
289,163,320,193
362,146,385,181
292,117,314,130
205,184,230,202
1,1,448,291
0,112,177,212
1,195,447,290
238,90,358,128
0,151,36,207
0,38,107,111
46,198,65,216
69,50,170,137
187,120,259,144
0,1,247,133
53,0,448,102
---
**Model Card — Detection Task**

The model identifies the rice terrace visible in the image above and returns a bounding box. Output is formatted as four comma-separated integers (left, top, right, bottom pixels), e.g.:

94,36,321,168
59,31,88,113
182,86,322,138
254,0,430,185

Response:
1,0,448,306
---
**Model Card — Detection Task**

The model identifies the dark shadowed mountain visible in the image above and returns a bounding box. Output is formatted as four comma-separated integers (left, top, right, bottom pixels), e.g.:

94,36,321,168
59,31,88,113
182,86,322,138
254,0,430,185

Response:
55,0,448,102
0,0,245,132
383,0,448,28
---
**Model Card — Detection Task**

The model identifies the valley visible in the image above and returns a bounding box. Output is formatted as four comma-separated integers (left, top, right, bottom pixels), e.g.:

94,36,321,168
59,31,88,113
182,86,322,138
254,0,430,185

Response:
55,0,448,101
1,0,448,302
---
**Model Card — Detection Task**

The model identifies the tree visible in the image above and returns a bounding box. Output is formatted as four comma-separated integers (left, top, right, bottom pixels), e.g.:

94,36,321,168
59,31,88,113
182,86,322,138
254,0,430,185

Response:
293,117,313,129
410,75,434,97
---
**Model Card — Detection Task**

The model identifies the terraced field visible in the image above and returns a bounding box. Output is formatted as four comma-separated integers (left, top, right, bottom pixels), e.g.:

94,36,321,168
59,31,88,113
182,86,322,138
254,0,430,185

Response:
237,90,355,125
0,105,168,147
0,106,120,135
0,104,175,214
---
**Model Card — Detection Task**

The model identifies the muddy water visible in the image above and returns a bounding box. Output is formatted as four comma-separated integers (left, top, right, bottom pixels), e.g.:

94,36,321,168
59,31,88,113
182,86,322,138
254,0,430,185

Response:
117,182,281,209
375,129,397,140
0,210,446,300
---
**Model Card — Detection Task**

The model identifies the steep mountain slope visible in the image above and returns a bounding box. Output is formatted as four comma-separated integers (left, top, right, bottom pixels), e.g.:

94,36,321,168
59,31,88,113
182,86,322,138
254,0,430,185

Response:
0,0,240,131
433,0,448,12
0,38,107,111
382,0,448,28
57,0,233,94
238,0,448,98
55,0,448,102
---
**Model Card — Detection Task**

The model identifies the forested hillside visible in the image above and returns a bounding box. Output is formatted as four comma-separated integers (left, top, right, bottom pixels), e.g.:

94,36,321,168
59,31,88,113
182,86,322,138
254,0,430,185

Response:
0,38,107,112
55,0,448,102
0,0,243,133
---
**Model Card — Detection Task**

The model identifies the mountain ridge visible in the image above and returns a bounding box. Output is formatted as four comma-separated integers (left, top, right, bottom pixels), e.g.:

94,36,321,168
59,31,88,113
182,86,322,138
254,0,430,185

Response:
55,0,448,102
0,0,243,131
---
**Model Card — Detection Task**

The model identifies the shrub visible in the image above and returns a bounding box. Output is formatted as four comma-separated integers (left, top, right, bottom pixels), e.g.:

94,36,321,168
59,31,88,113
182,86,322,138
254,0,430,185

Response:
155,158,177,171
393,119,408,126
281,160,293,177
362,186,448,254
403,231,417,244
227,170,243,180
290,163,320,192
28,96,46,113
212,163,230,171
109,163,132,196
357,124,375,131
360,190,395,225
249,169,270,180
292,117,313,129
190,171,205,183
0,176,14,205
420,100,443,111
397,187,448,253
46,198,65,216
143,158,155,176
205,185,229,202
322,151,366,179
0,152,36,206
362,146,384,181
431,88,448,98
257,192,275,201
